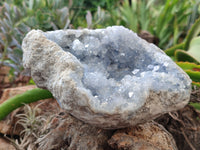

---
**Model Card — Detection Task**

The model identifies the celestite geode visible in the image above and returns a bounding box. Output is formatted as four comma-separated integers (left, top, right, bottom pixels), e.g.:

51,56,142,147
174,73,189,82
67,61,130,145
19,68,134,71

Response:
22,26,191,129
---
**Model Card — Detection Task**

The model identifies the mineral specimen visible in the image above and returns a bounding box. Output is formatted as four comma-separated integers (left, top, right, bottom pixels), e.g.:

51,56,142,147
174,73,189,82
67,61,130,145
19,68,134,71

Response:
22,26,191,129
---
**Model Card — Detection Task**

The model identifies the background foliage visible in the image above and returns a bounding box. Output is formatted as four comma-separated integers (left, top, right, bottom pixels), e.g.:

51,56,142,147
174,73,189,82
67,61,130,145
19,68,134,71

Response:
0,0,200,82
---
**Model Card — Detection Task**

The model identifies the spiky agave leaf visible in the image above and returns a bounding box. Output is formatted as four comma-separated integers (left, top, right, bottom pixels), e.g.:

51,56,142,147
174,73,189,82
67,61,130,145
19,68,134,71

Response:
165,42,185,56
165,16,200,57
175,49,200,64
184,70,200,83
174,36,200,64
187,36,200,63
176,62,200,70
192,81,200,87
184,17,200,50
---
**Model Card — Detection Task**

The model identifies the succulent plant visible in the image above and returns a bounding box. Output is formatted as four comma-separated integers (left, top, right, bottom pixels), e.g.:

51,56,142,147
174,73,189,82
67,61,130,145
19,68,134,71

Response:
0,2,30,75
165,17,200,88
175,36,200,64
0,0,74,77
165,17,200,59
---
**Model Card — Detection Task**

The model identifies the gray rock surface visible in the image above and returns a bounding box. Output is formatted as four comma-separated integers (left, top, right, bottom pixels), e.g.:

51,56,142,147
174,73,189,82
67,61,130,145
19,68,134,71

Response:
22,26,191,129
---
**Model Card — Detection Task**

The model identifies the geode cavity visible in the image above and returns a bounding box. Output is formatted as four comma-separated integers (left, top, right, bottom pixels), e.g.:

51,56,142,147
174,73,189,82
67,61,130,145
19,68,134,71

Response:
22,26,191,129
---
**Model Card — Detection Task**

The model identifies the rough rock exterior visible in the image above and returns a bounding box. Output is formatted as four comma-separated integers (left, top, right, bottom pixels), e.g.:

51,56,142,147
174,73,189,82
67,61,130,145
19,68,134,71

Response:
22,26,191,129
108,121,178,150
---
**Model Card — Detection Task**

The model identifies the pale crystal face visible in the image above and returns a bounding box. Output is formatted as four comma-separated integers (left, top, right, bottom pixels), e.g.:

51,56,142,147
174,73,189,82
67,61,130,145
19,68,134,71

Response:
44,26,191,113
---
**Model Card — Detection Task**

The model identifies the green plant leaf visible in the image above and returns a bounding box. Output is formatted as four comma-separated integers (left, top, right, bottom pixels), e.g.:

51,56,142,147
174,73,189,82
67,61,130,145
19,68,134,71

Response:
28,78,35,85
184,17,200,50
187,36,200,63
192,81,200,87
173,17,179,45
175,49,199,64
0,88,53,120
190,102,200,110
120,0,138,32
176,62,200,70
165,42,185,56
184,70,200,83
29,0,34,10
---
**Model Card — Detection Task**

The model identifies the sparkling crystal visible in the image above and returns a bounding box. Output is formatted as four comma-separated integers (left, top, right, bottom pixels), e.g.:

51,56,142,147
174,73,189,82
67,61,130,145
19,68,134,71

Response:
128,92,134,98
132,69,140,75
153,65,159,72
164,62,169,67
